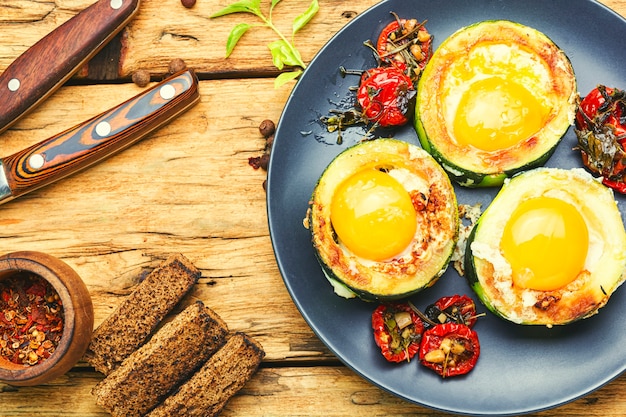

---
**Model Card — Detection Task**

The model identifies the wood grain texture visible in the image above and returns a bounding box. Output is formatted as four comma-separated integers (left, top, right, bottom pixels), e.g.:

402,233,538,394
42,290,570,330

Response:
0,367,624,416
1,0,626,416
117,0,372,78
0,0,376,79
0,74,623,417
1,0,624,80
0,77,310,362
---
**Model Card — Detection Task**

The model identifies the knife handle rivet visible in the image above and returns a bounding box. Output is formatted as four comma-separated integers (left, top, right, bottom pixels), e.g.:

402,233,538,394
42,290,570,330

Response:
28,154,45,170
95,121,112,137
110,0,123,10
160,84,176,100
7,78,20,92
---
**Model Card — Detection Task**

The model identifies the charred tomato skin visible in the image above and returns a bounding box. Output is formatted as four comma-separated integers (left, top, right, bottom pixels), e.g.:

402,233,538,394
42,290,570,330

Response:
357,66,416,128
575,85,626,193
425,294,479,328
576,86,626,137
377,20,407,67
419,323,480,378
372,303,424,363
376,18,433,79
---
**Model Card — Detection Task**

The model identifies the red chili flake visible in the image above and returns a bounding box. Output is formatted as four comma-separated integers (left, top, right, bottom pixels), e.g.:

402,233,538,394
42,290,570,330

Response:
0,273,64,366
26,281,47,298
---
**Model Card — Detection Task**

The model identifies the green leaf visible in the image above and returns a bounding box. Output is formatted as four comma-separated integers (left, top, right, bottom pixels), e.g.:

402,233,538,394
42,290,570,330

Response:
292,0,319,35
268,39,303,69
270,0,282,12
225,23,251,57
213,0,313,76
274,70,302,88
210,0,261,18
269,42,286,70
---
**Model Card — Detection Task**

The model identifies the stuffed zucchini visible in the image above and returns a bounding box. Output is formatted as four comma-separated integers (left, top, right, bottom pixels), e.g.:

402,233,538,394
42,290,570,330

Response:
465,168,626,325
415,20,577,187
307,139,459,301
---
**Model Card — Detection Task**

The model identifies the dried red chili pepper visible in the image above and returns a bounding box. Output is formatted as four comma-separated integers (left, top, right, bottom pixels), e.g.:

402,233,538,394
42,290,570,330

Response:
425,294,480,328
574,85,626,193
419,323,480,378
26,280,47,298
357,66,416,128
0,273,64,366
372,303,424,363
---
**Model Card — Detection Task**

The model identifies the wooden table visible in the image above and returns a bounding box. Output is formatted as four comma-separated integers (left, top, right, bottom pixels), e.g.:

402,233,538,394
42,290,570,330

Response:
0,0,625,415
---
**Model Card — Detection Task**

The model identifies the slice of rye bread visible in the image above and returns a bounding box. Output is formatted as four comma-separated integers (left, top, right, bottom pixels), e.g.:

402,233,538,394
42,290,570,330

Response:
92,301,229,417
146,332,265,417
85,253,200,375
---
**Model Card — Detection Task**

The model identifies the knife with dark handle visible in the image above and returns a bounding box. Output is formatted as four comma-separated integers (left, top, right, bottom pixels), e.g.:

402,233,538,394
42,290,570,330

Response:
0,0,141,135
0,69,200,205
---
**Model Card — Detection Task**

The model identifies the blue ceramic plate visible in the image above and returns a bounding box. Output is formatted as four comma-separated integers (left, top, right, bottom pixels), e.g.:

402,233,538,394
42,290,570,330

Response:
267,0,626,414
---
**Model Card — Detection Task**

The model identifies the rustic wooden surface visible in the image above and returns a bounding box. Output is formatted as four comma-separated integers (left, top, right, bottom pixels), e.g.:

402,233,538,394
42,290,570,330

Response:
1,0,626,416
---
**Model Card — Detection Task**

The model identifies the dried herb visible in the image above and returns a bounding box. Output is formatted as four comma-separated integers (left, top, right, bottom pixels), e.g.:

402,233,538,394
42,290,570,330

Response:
575,85,626,193
211,0,319,88
0,273,64,366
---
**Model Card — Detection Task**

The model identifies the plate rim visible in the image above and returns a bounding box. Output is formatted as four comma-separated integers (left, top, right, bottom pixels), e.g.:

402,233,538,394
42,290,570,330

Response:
267,0,626,415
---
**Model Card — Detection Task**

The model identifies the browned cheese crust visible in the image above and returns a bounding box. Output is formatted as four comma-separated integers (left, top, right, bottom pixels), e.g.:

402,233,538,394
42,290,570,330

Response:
478,260,609,324
417,20,576,175
309,140,458,297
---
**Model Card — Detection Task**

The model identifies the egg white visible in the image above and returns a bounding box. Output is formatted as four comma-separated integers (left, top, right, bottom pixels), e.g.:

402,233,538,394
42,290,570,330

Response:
441,41,554,133
309,138,459,300
469,168,626,324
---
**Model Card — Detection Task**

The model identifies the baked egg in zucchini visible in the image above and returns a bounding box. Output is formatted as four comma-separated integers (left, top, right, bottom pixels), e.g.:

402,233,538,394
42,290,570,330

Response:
415,20,577,187
465,168,626,325
307,139,459,301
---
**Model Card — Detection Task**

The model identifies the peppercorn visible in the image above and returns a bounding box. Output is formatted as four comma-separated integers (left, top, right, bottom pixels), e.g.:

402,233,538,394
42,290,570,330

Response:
259,119,275,138
249,119,277,190
132,70,151,87
248,153,269,171
181,0,196,8
168,58,187,74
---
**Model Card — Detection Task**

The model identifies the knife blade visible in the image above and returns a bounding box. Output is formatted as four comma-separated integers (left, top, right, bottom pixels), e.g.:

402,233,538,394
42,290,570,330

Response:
0,69,200,205
0,0,141,135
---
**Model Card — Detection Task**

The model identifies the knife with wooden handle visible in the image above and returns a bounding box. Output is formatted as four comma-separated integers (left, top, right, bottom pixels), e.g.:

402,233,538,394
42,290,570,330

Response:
0,0,141,135
0,69,200,205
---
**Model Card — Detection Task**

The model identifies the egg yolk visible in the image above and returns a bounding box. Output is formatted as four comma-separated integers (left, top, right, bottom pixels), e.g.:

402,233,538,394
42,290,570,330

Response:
330,169,417,262
500,196,589,291
453,77,546,152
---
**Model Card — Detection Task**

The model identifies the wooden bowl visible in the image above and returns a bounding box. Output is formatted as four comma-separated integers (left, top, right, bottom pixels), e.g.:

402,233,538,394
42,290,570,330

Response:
0,251,94,386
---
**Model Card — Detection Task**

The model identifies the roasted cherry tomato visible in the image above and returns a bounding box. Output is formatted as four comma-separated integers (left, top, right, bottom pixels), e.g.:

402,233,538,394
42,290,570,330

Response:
419,323,480,378
357,66,416,128
425,294,479,328
376,15,433,82
574,85,626,193
372,303,424,363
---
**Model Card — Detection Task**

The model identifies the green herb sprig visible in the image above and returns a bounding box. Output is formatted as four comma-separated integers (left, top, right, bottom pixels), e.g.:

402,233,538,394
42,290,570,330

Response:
211,0,319,88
